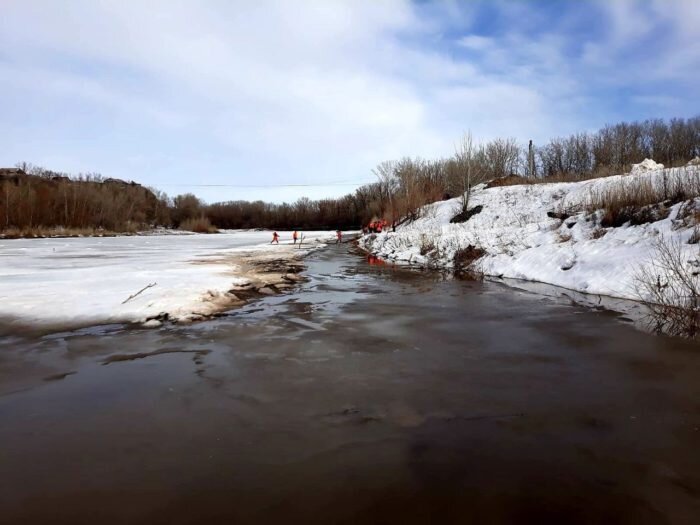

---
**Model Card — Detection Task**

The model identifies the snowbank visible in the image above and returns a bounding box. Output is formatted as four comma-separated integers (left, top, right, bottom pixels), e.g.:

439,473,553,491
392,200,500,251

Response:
630,158,664,174
360,165,700,301
0,231,336,328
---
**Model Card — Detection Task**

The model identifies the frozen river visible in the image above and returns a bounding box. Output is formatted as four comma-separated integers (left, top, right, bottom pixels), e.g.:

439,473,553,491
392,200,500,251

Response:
0,230,335,328
1,245,699,524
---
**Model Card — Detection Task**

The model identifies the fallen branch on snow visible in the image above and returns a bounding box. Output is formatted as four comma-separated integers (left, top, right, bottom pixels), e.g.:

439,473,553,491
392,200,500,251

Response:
122,282,157,304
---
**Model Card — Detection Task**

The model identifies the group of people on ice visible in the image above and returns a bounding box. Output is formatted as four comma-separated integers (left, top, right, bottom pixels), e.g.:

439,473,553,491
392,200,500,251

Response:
270,230,343,244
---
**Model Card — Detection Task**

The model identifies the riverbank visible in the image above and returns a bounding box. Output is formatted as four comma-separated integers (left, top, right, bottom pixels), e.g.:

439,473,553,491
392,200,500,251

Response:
360,162,700,305
0,231,336,331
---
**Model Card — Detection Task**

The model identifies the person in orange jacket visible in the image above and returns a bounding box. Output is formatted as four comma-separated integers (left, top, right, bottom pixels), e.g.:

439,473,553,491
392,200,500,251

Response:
271,231,280,244
293,230,298,244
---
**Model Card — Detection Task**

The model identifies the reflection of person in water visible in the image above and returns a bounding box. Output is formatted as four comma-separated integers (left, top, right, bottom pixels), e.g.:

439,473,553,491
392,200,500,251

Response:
367,254,385,266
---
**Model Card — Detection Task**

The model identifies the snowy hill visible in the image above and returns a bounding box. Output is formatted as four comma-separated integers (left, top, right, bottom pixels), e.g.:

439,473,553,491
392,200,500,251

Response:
360,161,700,302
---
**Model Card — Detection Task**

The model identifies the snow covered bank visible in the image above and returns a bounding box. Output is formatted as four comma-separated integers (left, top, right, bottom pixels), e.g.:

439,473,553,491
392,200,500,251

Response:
0,231,336,328
360,163,700,302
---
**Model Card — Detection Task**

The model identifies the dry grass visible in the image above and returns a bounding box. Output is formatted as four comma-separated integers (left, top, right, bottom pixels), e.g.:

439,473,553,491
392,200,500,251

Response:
488,170,608,188
555,231,572,243
485,163,676,188
489,161,700,190
591,227,608,240
584,168,700,227
688,227,700,245
179,217,219,234
485,174,528,188
419,234,436,256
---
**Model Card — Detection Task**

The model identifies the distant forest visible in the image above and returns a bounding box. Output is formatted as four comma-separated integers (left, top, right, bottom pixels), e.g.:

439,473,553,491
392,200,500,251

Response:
2,115,699,235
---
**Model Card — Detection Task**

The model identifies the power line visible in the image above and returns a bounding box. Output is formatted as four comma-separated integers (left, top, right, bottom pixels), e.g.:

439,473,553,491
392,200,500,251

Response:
158,180,375,188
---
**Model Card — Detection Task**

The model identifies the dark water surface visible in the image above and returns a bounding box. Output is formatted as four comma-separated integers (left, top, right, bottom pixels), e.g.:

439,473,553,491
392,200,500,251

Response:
1,246,699,524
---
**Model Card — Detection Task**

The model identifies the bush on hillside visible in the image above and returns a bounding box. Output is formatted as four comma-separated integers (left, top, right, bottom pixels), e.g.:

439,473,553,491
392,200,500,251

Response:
178,217,218,234
450,205,483,223
453,245,486,279
636,236,700,338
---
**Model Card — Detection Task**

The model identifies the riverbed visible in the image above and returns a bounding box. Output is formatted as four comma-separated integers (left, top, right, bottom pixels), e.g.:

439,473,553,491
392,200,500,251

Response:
1,245,699,524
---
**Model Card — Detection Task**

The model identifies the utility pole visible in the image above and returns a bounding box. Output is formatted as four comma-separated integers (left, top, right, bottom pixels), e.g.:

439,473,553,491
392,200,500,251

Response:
528,140,535,178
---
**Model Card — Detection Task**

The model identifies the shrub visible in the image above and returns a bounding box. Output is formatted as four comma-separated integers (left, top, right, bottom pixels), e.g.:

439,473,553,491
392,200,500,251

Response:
636,236,700,338
486,174,528,188
453,245,486,279
179,217,219,234
450,205,483,223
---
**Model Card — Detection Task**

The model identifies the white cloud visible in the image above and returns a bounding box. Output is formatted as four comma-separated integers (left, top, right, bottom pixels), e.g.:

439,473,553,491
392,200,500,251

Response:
457,35,494,51
0,0,697,203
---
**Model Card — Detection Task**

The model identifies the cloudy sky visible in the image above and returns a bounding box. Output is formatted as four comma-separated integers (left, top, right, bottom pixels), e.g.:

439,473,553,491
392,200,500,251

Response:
1,0,698,203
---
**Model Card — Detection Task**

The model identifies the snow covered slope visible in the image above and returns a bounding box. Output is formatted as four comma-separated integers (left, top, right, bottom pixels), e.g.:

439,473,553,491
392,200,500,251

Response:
0,230,335,328
360,163,700,301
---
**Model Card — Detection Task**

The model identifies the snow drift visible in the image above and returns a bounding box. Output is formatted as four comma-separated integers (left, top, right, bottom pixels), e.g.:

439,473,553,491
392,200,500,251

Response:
360,162,700,302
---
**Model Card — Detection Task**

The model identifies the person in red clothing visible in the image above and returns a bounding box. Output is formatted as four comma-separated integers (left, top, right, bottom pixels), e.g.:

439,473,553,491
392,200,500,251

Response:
293,230,298,244
271,231,280,244
336,230,342,244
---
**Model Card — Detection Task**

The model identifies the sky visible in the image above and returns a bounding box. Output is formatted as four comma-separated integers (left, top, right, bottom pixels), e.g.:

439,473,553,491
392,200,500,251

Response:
1,0,699,204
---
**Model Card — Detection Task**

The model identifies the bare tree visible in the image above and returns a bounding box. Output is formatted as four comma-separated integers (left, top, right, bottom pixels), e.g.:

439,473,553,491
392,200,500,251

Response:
372,160,397,224
484,137,521,178
454,132,483,214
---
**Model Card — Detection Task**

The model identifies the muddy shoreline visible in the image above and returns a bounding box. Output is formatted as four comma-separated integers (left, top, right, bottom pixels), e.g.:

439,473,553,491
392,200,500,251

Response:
154,246,314,325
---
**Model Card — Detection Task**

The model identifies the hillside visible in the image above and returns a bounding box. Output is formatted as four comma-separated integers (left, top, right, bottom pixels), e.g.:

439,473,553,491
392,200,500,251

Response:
360,159,700,310
0,168,167,235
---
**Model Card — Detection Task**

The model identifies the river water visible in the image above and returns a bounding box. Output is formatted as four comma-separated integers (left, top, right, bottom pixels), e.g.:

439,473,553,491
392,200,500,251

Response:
1,245,699,524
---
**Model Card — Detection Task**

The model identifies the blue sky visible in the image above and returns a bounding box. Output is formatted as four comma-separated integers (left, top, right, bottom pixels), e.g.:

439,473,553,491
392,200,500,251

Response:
1,0,698,203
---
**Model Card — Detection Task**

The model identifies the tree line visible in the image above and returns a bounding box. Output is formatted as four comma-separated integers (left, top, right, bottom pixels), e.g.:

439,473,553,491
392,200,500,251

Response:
537,117,700,178
1,165,170,234
199,115,700,229
2,115,698,234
